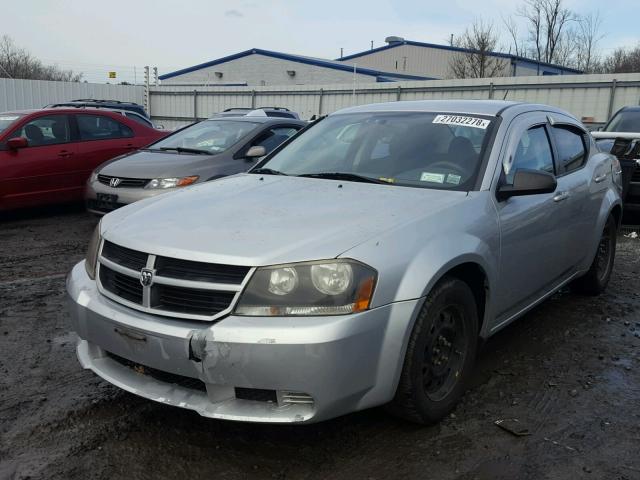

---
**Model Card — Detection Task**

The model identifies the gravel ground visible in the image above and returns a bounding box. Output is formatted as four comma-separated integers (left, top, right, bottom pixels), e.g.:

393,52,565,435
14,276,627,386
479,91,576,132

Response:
1,205,639,480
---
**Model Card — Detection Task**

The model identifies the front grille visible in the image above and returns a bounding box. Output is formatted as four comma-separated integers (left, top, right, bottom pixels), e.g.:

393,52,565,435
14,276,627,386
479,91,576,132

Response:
96,241,250,320
107,351,206,392
155,256,250,283
97,174,150,188
102,241,148,270
153,284,235,316
235,387,277,403
632,167,640,183
100,265,143,304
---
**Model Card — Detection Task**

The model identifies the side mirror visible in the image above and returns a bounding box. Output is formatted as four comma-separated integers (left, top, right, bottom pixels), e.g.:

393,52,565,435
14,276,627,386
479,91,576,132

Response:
7,137,28,150
497,169,557,201
245,145,266,158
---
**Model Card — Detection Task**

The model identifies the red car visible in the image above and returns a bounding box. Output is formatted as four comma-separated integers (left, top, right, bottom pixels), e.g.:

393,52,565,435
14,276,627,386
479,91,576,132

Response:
0,108,166,211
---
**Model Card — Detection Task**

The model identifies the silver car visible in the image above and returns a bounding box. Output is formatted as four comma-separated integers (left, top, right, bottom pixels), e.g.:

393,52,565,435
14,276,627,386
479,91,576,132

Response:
85,115,305,214
67,100,622,424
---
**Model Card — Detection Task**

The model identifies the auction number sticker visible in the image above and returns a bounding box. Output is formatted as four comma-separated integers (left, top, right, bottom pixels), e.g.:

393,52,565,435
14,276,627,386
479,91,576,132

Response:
433,114,490,129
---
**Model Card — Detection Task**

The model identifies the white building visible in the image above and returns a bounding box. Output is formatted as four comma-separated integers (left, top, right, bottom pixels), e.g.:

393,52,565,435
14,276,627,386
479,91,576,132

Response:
159,48,431,86
337,37,582,79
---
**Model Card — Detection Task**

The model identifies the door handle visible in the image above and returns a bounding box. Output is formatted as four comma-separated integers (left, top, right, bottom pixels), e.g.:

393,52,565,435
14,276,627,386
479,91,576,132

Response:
57,151,74,158
553,192,570,203
594,173,607,183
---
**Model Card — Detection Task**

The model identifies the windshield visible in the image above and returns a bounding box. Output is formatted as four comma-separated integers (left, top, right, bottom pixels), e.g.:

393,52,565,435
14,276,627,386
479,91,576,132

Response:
150,120,258,154
0,114,24,135
257,112,495,190
604,110,640,133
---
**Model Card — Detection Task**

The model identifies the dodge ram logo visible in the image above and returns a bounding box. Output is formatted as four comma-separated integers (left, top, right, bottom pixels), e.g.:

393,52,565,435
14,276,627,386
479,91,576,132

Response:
109,178,122,188
140,268,154,287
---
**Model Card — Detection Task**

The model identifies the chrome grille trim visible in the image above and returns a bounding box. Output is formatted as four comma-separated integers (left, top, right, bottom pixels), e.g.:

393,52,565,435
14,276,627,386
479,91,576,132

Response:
97,174,150,188
95,240,254,321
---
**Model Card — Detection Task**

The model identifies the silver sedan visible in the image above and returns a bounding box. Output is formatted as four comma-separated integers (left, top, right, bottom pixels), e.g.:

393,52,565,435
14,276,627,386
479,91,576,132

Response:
67,100,622,424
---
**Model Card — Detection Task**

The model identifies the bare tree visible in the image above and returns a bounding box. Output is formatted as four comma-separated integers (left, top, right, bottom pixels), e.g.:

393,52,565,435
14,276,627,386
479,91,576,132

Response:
503,15,526,58
574,12,604,72
517,0,576,65
0,36,82,81
449,20,509,78
602,45,640,73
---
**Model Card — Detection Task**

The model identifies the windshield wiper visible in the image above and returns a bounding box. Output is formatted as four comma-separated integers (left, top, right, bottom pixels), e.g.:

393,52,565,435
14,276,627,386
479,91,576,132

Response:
159,147,210,154
297,172,389,184
251,167,288,176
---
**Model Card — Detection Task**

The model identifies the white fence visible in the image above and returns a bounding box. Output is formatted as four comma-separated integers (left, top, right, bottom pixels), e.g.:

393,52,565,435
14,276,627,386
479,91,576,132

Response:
0,78,145,112
150,73,640,130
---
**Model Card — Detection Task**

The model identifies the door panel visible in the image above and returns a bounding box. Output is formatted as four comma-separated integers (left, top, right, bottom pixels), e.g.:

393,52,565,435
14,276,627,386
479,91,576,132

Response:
494,114,569,318
0,114,80,209
549,122,603,269
73,113,138,182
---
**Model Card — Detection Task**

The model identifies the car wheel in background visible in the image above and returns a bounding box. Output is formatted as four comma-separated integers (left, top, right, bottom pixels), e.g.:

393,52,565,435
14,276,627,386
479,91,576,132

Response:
388,277,478,424
572,214,617,295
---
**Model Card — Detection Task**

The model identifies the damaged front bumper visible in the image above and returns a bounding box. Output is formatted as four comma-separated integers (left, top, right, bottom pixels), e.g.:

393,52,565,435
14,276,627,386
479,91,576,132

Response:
66,262,421,423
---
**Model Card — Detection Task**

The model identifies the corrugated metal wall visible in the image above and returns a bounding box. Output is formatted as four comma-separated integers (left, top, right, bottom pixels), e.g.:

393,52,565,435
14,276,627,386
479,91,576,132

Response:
0,78,145,112
150,73,640,130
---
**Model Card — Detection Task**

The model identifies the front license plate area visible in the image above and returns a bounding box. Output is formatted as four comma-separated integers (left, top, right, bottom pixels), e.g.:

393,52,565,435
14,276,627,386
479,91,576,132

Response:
96,193,118,210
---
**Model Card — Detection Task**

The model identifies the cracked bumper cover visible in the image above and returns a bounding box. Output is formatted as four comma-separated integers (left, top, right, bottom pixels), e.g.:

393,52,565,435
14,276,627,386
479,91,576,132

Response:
66,262,421,423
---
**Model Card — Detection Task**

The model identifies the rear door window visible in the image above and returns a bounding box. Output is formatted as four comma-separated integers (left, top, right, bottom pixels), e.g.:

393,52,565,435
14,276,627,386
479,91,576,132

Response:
551,126,587,174
76,114,133,141
13,115,71,147
125,112,153,128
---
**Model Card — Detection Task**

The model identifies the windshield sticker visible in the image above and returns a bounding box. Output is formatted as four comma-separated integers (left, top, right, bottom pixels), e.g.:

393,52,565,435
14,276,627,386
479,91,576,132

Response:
420,172,445,183
0,116,19,121
378,177,396,183
433,114,490,130
446,174,462,185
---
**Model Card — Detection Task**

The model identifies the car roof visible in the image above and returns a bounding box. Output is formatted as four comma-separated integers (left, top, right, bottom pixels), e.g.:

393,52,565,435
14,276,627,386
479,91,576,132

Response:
333,99,578,122
204,116,304,125
615,106,640,112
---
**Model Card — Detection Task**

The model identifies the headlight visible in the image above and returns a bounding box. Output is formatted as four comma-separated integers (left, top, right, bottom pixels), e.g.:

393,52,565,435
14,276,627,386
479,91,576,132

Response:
88,170,98,183
235,260,376,316
144,176,199,189
85,221,102,280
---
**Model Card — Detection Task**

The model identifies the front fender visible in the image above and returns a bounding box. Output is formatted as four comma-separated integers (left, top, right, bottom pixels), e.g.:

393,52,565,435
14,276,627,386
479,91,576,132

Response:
341,193,499,337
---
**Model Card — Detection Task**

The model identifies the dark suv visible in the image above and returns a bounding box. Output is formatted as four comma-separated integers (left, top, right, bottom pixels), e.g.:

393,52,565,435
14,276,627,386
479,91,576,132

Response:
46,99,149,119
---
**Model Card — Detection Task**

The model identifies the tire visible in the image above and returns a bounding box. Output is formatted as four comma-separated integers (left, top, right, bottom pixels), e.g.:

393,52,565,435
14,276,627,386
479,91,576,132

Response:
572,214,617,296
388,277,479,424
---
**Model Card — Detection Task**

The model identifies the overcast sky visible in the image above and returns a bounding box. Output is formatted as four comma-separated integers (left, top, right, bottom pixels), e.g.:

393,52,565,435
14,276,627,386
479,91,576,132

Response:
3,0,638,83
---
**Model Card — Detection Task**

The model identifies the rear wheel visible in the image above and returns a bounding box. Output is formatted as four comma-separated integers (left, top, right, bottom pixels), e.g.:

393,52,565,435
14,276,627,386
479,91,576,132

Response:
388,277,478,424
573,214,617,295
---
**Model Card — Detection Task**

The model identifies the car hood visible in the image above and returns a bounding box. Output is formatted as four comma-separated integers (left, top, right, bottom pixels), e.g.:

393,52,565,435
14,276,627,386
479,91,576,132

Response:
98,149,219,179
102,174,469,266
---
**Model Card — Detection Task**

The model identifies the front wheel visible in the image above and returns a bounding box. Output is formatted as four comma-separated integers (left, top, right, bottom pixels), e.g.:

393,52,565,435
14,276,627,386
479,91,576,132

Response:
572,214,617,295
388,277,479,424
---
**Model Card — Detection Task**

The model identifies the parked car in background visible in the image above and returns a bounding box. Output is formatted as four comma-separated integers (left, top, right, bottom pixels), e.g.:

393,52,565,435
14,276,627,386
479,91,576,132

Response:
0,108,166,211
85,115,306,214
213,107,300,119
67,100,622,424
593,106,640,211
50,105,163,130
47,99,149,118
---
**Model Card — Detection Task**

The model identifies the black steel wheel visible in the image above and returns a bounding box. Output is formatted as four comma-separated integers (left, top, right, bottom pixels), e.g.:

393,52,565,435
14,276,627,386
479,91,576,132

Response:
389,276,478,424
573,214,617,295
